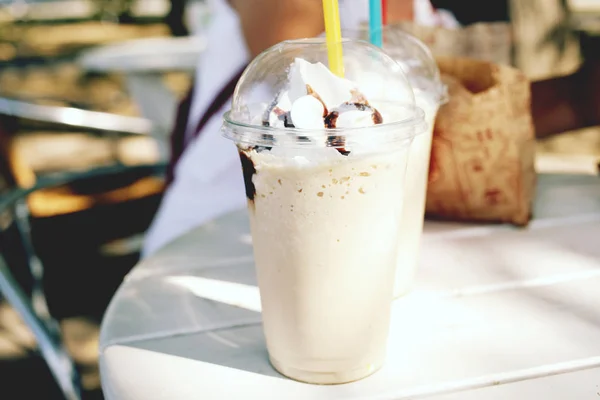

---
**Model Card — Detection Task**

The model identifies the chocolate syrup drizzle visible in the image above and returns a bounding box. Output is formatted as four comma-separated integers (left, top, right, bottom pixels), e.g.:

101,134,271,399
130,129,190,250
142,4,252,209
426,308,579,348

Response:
306,84,329,117
324,102,383,128
238,151,256,201
257,86,383,156
324,102,382,155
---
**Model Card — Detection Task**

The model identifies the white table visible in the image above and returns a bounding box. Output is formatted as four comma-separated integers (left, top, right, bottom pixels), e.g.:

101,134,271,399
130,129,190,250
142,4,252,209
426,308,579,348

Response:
99,173,600,399
78,35,207,159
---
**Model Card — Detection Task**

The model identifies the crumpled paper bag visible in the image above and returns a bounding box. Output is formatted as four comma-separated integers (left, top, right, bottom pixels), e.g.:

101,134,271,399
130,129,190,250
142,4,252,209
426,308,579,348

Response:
425,57,536,226
394,21,512,65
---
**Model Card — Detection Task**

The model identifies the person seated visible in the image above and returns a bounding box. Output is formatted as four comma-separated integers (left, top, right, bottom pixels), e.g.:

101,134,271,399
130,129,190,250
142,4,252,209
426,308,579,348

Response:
142,0,600,256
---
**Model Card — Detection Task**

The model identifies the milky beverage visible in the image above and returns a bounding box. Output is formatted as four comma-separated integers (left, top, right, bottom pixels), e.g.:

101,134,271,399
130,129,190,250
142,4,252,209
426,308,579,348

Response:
341,26,446,297
394,90,440,296
381,31,445,297
245,144,407,384
223,40,425,384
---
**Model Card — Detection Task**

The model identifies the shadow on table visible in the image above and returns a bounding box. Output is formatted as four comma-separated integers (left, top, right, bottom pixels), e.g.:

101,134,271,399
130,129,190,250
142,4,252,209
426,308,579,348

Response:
126,210,253,281
533,174,600,219
100,258,263,350
494,228,600,331
116,236,600,395
104,175,600,390
100,210,261,348
443,216,600,332
130,323,282,379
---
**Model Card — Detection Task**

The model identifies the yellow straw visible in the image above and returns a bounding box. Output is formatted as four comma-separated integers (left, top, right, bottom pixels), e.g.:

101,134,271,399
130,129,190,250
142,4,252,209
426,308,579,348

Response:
322,0,344,77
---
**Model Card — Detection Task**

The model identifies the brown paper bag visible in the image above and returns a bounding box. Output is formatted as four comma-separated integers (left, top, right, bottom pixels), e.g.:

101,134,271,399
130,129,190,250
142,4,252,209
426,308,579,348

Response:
395,21,513,65
425,57,536,226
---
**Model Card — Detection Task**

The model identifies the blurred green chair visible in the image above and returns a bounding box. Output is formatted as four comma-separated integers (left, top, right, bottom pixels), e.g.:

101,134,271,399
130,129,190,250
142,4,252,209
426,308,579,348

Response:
0,97,167,398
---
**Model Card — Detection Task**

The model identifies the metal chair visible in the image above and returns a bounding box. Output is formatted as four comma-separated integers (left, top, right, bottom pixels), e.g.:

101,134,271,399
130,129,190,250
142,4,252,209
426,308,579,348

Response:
0,182,79,398
0,163,165,400
0,96,151,137
77,35,207,160
0,96,166,398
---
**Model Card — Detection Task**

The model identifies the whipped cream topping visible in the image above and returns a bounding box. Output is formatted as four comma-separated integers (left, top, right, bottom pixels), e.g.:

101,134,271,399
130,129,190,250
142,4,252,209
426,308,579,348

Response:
261,58,383,136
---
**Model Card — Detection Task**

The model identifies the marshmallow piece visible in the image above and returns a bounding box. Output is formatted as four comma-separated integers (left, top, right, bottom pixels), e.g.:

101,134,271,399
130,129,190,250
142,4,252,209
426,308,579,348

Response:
291,95,325,129
288,58,355,111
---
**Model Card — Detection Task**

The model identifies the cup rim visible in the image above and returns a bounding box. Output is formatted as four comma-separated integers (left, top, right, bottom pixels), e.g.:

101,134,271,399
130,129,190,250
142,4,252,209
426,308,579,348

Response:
280,37,353,46
222,102,427,149
223,101,426,137
342,24,448,102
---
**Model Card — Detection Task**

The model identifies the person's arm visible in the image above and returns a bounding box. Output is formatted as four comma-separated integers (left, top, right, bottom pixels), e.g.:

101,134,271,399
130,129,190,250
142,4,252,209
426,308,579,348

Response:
228,0,325,58
228,0,416,57
531,60,600,138
531,71,585,138
386,0,414,23
579,59,600,131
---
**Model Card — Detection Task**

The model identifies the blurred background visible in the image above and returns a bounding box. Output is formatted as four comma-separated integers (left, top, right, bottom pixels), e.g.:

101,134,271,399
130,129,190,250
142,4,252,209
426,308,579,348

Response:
0,0,598,398
0,1,205,398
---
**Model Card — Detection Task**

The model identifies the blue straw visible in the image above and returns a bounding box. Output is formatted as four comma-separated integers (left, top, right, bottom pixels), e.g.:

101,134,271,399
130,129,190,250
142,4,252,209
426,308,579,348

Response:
369,0,383,47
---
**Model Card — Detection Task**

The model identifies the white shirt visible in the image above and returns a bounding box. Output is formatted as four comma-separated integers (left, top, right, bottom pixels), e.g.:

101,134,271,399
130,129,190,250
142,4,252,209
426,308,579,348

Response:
143,0,249,256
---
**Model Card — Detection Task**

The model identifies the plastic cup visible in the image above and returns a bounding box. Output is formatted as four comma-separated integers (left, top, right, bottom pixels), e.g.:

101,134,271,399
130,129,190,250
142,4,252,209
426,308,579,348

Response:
344,26,448,297
222,38,426,384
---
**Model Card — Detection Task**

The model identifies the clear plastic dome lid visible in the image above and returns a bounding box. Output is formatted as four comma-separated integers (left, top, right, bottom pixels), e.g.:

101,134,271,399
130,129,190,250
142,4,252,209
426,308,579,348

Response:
344,24,447,103
223,38,426,149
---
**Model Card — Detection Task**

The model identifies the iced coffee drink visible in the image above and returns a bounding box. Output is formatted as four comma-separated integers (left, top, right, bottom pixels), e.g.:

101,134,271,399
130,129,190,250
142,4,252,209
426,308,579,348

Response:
343,26,447,297
222,39,426,384
383,29,447,297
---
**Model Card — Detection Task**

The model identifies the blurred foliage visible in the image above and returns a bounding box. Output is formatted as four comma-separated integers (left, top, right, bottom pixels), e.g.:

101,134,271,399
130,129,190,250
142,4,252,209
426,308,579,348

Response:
536,0,575,56
0,21,168,59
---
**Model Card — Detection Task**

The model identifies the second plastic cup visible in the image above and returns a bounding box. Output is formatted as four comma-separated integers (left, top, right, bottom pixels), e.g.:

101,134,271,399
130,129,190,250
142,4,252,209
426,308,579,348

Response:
344,26,447,297
222,38,426,384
